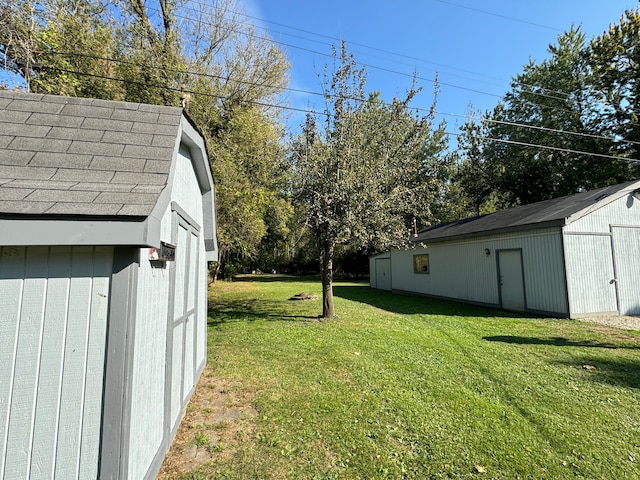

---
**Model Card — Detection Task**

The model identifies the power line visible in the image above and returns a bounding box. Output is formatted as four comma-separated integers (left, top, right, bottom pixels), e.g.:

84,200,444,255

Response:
434,0,563,32
143,0,580,107
446,130,639,163
38,50,638,148
34,63,640,164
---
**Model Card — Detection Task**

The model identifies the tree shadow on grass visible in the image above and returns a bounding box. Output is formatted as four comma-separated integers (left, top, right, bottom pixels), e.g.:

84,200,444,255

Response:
332,285,533,319
208,297,319,327
555,357,640,389
483,335,639,350
229,274,319,283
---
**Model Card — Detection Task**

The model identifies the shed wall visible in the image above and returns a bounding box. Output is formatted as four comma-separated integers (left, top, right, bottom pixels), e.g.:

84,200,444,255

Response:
0,246,112,480
126,143,207,480
562,193,640,316
388,228,567,315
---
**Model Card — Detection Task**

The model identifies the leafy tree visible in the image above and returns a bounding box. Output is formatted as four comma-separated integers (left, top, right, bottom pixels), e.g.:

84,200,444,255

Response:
461,27,629,207
589,8,640,162
292,43,449,318
204,103,290,280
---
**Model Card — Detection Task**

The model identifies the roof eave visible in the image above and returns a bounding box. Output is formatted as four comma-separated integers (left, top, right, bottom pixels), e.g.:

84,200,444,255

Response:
0,215,156,246
411,218,566,244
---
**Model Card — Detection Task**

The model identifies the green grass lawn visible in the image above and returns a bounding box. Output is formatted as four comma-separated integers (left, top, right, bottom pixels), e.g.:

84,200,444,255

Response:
187,275,640,479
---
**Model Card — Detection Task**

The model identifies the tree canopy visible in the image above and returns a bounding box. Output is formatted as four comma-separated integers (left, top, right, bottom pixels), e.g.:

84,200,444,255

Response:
292,43,449,317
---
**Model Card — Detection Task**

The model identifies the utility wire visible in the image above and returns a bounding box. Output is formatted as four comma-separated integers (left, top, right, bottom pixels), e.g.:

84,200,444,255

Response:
434,0,563,32
38,50,639,148
34,63,640,164
142,0,580,106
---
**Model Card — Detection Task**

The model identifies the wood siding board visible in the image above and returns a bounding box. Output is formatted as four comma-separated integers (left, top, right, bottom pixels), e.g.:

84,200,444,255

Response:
78,246,111,480
30,247,71,480
0,247,26,479
183,314,195,404
99,248,138,480
54,246,94,479
4,247,48,480
127,244,169,480
196,235,206,370
173,225,188,319
170,323,184,429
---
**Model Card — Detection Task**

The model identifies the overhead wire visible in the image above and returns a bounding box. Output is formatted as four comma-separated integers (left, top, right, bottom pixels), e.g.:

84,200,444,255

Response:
11,1,638,162
34,62,640,164
143,0,581,106
38,49,640,148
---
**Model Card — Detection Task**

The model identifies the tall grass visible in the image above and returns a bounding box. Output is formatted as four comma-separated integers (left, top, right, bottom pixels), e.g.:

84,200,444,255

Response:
192,275,640,479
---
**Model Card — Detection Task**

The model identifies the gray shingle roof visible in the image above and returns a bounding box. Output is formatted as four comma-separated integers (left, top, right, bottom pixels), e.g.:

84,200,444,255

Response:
0,91,183,217
413,180,640,243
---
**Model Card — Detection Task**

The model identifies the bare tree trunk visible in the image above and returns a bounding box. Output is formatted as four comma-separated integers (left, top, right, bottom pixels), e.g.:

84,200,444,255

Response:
209,245,225,284
320,241,335,318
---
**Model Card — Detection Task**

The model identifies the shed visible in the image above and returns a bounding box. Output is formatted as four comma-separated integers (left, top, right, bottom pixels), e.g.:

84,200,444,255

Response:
0,91,217,479
370,180,640,318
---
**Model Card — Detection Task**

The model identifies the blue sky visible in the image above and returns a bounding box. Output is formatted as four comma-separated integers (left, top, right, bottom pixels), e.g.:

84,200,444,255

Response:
247,0,637,135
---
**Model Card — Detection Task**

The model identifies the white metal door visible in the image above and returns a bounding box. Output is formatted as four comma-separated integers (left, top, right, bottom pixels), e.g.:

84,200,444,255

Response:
497,249,526,312
611,226,640,315
376,258,391,291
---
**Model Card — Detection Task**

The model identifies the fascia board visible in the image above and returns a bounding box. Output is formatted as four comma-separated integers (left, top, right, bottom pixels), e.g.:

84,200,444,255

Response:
178,115,218,258
0,217,153,246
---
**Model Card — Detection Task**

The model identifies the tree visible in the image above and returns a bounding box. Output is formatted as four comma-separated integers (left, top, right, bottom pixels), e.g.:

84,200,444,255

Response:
292,43,449,318
462,27,628,207
589,8,640,162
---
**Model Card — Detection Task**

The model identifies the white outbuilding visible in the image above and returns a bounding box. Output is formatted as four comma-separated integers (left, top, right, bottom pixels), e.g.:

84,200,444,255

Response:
0,91,217,479
370,180,640,318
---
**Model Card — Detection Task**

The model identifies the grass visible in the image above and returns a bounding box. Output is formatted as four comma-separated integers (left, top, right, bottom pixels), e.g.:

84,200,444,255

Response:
187,274,640,479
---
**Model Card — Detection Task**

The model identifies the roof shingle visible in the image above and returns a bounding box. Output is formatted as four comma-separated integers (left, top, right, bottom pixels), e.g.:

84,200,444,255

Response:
414,181,640,243
0,91,184,217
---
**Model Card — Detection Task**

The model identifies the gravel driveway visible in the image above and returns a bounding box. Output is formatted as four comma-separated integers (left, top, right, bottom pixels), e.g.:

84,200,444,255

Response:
578,315,640,331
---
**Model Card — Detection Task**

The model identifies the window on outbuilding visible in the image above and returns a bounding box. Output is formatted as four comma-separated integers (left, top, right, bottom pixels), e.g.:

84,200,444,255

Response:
413,254,429,274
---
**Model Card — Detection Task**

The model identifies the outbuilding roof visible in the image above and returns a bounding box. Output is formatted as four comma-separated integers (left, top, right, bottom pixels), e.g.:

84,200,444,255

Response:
0,90,183,217
413,180,640,243
0,91,217,257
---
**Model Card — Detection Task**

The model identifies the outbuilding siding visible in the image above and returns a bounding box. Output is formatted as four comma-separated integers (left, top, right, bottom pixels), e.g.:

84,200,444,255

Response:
0,246,112,480
563,233,617,316
388,228,567,315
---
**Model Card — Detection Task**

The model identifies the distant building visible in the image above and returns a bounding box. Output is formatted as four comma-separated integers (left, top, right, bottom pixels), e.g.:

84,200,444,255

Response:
371,181,640,318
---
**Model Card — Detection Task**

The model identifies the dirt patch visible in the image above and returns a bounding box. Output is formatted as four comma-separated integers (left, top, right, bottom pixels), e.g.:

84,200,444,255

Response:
156,367,258,478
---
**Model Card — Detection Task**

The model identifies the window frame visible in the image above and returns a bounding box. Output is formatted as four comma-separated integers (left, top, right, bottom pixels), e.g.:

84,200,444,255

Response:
413,253,430,274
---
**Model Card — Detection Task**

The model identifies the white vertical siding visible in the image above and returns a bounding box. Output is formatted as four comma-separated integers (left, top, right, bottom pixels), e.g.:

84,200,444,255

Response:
612,226,640,315
388,228,568,315
0,246,112,480
127,248,170,480
563,234,617,316
565,193,640,233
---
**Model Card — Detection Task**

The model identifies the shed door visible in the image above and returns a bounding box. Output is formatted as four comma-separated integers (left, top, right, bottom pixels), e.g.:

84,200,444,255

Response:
375,258,391,291
497,249,526,312
611,226,640,315
168,212,201,434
